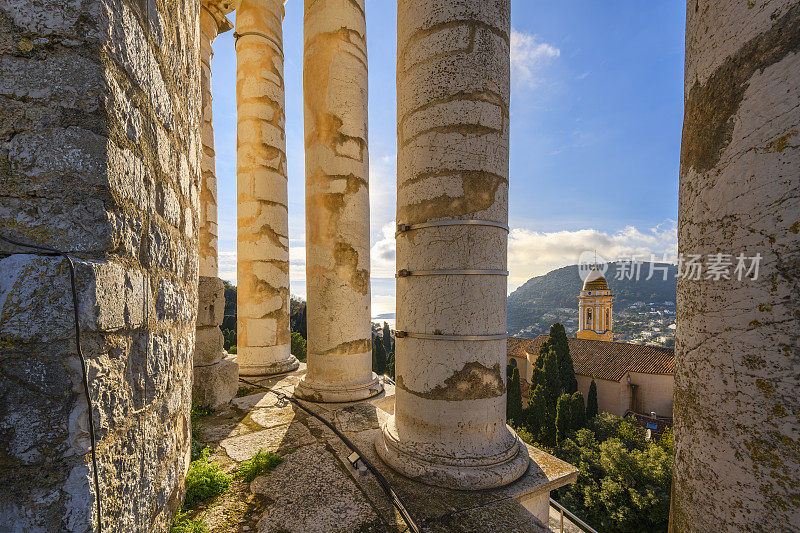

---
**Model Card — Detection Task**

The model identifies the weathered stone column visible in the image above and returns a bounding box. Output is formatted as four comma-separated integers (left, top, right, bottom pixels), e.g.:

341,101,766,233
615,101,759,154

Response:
193,3,238,407
294,0,382,402
235,0,299,376
375,0,529,489
671,2,800,531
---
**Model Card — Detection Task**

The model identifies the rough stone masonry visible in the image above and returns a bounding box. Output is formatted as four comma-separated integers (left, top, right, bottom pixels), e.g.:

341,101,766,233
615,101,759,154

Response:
0,0,202,530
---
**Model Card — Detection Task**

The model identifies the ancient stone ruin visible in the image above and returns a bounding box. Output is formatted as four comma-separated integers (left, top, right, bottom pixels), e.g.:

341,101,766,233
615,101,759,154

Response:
0,0,798,531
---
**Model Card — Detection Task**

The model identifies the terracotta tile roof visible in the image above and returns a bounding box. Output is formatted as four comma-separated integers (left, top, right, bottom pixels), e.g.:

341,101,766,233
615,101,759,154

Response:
507,336,532,358
509,335,674,382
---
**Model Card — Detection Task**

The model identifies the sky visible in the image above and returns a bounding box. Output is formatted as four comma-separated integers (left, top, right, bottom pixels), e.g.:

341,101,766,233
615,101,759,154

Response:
209,1,687,321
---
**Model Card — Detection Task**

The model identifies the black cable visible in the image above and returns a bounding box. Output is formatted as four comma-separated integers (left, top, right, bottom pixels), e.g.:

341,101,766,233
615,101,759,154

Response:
0,235,102,532
238,377,422,533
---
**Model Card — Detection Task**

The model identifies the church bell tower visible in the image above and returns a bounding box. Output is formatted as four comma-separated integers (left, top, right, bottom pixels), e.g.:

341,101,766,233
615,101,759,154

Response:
577,268,614,341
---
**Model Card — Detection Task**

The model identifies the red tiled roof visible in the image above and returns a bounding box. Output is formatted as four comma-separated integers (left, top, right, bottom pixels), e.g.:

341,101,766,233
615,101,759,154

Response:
509,335,674,382
507,337,532,358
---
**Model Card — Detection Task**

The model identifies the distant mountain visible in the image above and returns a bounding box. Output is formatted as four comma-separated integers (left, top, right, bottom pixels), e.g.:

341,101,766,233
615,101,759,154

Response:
507,262,677,336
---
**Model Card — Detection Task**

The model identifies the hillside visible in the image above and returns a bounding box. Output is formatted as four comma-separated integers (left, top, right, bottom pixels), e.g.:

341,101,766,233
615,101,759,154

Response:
507,262,677,336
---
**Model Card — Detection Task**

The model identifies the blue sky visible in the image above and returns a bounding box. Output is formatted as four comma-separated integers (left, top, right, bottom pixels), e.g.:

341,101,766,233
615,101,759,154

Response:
209,1,686,320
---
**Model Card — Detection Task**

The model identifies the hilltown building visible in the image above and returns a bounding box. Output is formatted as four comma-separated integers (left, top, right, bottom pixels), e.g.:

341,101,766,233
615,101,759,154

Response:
508,336,675,418
0,0,797,532
509,269,676,418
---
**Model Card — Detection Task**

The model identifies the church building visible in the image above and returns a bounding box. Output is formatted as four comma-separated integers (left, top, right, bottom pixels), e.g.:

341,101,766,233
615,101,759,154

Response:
508,266,675,418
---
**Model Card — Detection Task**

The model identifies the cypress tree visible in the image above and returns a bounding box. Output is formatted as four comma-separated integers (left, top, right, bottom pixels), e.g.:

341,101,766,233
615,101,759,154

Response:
571,391,586,432
382,322,393,355
542,346,562,411
550,323,578,394
555,393,572,444
524,384,547,444
506,366,523,427
372,336,387,375
386,349,396,379
586,379,599,419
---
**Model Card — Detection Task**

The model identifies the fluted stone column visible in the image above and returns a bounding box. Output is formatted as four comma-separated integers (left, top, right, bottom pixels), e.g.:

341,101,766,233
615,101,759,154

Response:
194,4,238,407
375,0,529,489
235,0,299,376
294,0,382,402
671,2,800,531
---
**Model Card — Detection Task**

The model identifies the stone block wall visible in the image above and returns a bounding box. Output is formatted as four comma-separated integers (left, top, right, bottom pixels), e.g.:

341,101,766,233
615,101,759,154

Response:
193,275,236,407
0,0,202,530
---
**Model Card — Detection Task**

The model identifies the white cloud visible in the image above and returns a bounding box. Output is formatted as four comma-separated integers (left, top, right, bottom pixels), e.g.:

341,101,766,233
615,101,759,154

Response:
370,220,396,278
507,220,678,290
214,245,307,286
218,251,237,284
510,29,560,88
219,220,676,319
369,154,397,238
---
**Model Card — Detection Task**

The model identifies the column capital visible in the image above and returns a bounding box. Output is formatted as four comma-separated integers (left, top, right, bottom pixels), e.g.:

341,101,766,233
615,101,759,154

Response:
201,2,234,37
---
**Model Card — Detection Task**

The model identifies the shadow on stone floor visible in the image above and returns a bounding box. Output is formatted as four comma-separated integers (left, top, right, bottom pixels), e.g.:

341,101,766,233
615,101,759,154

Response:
191,369,556,532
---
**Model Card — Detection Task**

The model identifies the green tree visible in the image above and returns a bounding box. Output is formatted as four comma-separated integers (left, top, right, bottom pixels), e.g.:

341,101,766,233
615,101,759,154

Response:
542,347,562,411
553,414,672,532
528,346,562,446
555,393,572,444
586,379,599,419
523,384,547,443
372,336,387,375
506,366,523,427
290,331,307,362
385,349,396,379
382,322,393,356
570,391,586,432
290,297,307,338
549,323,578,394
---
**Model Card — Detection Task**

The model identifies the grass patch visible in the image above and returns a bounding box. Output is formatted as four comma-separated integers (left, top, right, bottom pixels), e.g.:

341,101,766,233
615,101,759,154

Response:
190,403,214,461
235,449,283,483
236,386,255,398
184,448,231,510
170,509,209,533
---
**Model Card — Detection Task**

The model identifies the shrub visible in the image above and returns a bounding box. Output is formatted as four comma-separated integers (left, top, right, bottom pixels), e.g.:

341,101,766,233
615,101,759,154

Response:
553,415,672,532
290,332,307,362
236,386,255,398
190,404,214,462
184,448,231,509
235,449,283,483
171,509,209,533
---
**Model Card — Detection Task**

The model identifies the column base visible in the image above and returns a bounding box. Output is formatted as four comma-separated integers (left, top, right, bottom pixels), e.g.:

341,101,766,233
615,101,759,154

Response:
375,416,530,490
294,372,383,403
238,354,300,377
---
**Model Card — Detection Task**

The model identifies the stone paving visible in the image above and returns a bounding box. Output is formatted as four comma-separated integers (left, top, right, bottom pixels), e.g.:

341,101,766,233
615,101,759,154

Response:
189,366,577,532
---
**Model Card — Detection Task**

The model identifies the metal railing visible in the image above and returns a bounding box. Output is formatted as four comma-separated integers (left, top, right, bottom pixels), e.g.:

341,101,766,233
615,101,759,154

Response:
549,498,598,533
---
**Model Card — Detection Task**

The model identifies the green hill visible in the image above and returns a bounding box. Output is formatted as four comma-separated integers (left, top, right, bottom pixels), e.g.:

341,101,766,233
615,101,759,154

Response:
507,262,677,335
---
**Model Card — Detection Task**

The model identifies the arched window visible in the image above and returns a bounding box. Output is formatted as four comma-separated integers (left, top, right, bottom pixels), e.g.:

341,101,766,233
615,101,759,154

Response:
509,358,518,369
586,308,593,330
606,308,611,331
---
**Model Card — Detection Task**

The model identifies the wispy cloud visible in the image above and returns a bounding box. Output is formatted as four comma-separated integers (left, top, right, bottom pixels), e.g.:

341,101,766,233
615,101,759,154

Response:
220,220,677,315
507,221,677,289
510,29,560,88
370,221,396,278
215,245,307,287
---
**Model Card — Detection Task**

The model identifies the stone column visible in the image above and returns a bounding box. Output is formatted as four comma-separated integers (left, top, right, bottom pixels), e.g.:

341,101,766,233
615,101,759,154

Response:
193,3,238,408
294,0,382,402
235,0,299,376
375,0,529,489
671,2,800,531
